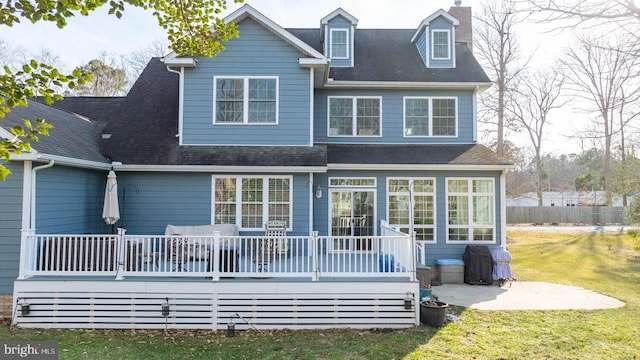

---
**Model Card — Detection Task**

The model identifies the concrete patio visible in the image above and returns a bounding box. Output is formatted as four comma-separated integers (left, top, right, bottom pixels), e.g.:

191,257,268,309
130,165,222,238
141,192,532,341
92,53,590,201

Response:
431,281,625,310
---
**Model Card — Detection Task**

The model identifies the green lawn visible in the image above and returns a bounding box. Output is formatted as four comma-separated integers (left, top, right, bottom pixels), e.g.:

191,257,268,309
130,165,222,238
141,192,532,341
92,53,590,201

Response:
2,229,639,359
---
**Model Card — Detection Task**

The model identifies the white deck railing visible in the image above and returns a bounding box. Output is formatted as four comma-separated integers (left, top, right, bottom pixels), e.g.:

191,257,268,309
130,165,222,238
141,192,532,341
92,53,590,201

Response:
20,228,415,281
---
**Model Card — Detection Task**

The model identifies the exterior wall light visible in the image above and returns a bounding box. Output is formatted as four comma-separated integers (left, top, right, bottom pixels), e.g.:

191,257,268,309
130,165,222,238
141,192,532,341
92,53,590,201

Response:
21,302,31,316
404,292,414,310
161,298,170,317
315,185,322,199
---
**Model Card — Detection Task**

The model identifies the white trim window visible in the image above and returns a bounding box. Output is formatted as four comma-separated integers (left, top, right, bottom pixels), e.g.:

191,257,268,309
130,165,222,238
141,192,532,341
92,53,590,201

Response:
328,96,381,136
431,29,451,60
329,177,377,187
213,176,292,231
387,178,436,242
214,76,279,124
404,97,457,137
330,29,349,59
446,178,495,243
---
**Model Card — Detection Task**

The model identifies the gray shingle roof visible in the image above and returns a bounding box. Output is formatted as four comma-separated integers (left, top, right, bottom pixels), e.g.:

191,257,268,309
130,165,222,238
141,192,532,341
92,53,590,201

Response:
42,24,500,169
288,28,490,83
327,144,510,166
54,58,327,167
1,99,108,163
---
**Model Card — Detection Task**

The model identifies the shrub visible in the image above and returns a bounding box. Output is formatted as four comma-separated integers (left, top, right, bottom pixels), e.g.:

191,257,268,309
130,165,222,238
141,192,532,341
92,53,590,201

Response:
626,198,640,225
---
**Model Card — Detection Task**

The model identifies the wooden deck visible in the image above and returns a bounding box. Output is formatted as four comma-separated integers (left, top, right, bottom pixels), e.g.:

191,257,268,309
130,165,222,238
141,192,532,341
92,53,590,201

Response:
19,231,415,281
13,229,420,330
13,279,418,330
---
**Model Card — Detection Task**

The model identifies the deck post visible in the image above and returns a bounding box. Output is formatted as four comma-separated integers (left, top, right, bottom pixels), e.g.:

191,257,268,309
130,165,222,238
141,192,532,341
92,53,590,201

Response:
115,228,127,280
212,231,221,281
312,231,319,281
18,229,35,279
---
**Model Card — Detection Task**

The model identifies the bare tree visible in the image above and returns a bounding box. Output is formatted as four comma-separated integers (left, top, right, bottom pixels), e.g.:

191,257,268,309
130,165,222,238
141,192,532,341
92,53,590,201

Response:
125,39,169,80
524,0,640,57
525,1,640,25
563,35,640,204
612,87,640,205
0,38,25,68
475,0,527,158
508,69,567,206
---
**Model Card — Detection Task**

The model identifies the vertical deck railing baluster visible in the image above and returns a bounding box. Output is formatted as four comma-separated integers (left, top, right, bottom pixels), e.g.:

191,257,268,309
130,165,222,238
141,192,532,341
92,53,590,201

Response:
312,232,319,281
212,231,220,281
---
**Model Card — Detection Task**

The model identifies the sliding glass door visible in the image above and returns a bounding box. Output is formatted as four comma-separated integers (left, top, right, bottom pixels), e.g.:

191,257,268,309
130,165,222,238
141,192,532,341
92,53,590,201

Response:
330,190,375,251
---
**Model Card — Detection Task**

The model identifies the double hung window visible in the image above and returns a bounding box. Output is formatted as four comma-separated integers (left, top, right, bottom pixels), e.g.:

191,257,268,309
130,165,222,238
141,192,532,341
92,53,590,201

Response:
432,30,451,60
330,29,349,59
404,97,456,137
214,77,278,124
328,97,381,136
213,176,291,230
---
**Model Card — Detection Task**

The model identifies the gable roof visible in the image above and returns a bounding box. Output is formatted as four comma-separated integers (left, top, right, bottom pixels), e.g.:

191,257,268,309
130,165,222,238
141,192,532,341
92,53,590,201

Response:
164,4,327,66
288,29,490,85
50,58,503,170
321,8,358,26
54,58,327,169
411,9,460,43
1,99,109,165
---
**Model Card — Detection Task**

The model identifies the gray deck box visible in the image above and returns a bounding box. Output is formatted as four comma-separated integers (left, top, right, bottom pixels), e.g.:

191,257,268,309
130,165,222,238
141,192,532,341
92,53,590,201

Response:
435,259,465,284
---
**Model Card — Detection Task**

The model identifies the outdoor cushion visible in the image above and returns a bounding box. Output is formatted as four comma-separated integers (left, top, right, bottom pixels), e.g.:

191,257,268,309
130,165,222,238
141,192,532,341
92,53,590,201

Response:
164,224,239,237
164,224,240,261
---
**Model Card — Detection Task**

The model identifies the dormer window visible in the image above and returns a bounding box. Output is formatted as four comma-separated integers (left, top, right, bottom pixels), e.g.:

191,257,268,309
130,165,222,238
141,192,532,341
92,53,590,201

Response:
411,9,459,69
330,29,349,59
321,8,358,68
432,30,451,60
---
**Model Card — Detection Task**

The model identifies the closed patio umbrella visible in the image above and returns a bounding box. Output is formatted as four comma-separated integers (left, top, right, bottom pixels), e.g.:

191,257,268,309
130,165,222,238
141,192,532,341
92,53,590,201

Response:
102,170,120,230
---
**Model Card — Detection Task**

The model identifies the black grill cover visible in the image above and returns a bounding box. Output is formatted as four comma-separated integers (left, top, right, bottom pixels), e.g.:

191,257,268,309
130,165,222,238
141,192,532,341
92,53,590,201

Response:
463,245,494,285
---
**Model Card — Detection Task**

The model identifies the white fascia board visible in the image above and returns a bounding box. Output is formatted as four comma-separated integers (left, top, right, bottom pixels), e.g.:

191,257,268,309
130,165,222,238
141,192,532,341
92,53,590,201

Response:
9,152,111,170
7,152,39,161
33,155,112,170
321,8,359,26
0,126,14,140
116,165,328,173
161,4,327,64
229,4,327,60
324,80,492,90
299,58,330,66
162,54,196,68
411,9,460,43
327,163,514,171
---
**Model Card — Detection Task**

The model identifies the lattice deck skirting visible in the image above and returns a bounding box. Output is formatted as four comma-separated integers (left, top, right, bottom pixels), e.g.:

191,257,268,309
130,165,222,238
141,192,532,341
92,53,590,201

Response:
13,280,419,330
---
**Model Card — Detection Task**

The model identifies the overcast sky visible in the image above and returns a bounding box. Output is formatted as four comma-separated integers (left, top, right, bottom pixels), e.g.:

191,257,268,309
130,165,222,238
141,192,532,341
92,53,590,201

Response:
2,0,581,155
5,0,539,67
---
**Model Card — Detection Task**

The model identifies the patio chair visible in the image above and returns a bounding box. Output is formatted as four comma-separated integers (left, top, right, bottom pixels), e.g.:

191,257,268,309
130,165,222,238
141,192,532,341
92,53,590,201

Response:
265,220,288,256
251,220,287,271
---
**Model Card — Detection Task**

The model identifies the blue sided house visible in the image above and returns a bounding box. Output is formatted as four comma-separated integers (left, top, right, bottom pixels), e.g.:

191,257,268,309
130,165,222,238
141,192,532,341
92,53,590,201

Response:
0,4,510,330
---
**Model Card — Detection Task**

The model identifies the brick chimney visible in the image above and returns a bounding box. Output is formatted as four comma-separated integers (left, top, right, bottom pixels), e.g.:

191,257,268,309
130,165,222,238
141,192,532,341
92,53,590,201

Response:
448,5,473,52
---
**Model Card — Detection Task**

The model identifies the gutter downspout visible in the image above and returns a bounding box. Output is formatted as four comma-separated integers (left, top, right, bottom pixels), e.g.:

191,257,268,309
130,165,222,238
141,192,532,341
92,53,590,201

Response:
18,159,54,280
165,66,184,142
30,160,55,229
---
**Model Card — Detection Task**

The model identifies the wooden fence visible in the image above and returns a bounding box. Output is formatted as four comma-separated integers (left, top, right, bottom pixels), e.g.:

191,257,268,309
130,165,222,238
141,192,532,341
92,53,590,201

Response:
507,206,626,225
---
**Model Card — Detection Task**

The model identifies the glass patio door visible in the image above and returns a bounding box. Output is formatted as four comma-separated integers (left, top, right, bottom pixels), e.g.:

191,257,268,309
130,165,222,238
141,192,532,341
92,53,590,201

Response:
330,190,375,252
